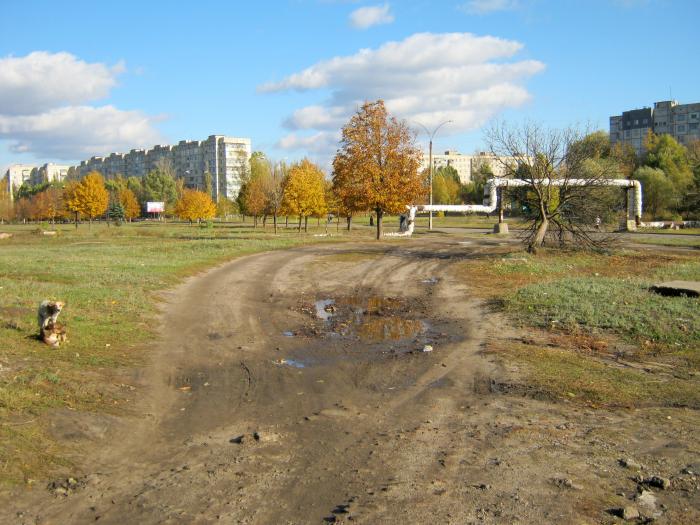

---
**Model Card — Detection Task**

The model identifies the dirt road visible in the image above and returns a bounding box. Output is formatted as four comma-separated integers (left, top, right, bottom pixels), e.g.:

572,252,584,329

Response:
3,237,698,524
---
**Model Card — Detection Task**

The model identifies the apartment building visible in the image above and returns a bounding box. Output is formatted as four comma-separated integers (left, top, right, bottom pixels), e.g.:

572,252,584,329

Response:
77,135,251,201
610,99,700,155
3,164,34,196
30,163,71,185
420,150,518,185
2,163,70,198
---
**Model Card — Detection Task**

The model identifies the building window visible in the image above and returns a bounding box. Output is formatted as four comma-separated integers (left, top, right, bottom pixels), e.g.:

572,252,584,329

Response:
634,119,639,125
677,114,686,121
691,113,699,120
677,125,686,133
689,123,698,131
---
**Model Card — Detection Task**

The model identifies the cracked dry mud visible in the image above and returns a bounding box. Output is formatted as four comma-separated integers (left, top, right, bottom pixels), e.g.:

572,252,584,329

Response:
2,238,698,524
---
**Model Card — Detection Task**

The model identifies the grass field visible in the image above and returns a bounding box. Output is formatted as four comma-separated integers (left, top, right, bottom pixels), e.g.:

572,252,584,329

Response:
0,221,357,485
452,248,700,409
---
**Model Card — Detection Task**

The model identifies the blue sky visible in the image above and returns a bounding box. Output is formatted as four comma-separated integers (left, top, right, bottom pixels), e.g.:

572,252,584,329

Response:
1,0,698,173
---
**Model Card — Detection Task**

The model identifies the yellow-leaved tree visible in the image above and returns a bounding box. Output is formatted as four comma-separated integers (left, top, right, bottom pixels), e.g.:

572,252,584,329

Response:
63,171,109,227
333,100,424,239
118,188,141,221
174,188,216,223
282,159,327,232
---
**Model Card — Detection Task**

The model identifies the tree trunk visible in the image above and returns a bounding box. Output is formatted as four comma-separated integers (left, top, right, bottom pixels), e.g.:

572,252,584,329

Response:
263,214,267,228
369,214,374,227
253,215,257,228
346,215,352,231
375,208,383,240
285,215,289,228
273,213,277,234
304,216,308,232
529,217,549,253
75,211,79,229
317,216,320,228
298,215,302,232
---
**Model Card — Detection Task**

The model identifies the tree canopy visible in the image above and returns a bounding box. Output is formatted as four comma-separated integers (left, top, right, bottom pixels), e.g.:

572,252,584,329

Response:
332,99,423,239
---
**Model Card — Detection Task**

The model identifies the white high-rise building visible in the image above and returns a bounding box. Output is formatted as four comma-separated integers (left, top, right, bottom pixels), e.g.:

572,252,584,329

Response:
3,164,35,197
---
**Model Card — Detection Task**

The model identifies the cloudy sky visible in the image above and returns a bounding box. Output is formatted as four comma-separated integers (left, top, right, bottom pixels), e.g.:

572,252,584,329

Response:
1,0,698,172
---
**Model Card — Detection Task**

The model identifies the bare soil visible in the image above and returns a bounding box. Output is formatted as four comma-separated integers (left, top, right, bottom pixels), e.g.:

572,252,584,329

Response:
2,237,698,524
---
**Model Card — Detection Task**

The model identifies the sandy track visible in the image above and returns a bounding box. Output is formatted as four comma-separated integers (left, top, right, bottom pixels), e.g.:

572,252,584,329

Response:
4,237,698,524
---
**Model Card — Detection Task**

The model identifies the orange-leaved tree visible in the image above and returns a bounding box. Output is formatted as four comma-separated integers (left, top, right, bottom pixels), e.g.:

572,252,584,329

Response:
118,188,141,221
282,159,327,232
64,171,109,227
174,188,216,223
333,100,424,239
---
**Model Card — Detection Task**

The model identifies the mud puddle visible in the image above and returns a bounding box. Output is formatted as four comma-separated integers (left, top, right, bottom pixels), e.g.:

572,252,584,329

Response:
305,294,431,348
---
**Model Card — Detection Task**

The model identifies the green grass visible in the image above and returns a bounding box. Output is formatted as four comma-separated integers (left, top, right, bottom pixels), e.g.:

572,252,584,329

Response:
631,235,700,248
506,276,699,346
0,221,354,484
454,248,700,408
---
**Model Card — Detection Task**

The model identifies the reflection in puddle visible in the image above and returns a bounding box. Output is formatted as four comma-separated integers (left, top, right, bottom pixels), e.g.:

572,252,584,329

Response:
315,299,336,321
282,331,295,337
329,296,427,343
355,317,426,342
274,358,306,368
421,277,438,285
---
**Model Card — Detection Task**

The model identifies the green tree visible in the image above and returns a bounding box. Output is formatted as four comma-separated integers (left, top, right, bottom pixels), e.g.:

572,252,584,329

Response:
142,170,178,208
108,201,126,224
644,133,693,192
632,166,676,218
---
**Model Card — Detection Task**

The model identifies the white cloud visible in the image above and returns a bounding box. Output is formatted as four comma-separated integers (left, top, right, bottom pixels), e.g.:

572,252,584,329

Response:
0,51,122,115
460,0,519,14
0,51,163,161
349,4,394,29
0,106,163,159
260,32,544,160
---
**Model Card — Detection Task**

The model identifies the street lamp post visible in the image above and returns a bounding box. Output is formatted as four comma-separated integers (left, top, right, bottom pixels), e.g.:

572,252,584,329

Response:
415,120,452,230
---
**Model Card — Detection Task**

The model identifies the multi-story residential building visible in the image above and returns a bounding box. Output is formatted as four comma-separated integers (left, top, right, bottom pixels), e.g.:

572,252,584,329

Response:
3,164,35,197
29,163,71,185
3,163,70,199
610,99,700,154
420,150,518,185
76,134,251,201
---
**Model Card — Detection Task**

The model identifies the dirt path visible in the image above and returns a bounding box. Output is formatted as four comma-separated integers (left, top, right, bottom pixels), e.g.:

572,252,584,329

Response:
3,237,698,524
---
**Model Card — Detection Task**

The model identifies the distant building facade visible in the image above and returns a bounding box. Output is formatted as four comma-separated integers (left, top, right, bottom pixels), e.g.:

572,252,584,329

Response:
420,150,518,184
610,99,700,154
30,163,71,185
77,134,251,201
3,164,34,195
2,163,69,199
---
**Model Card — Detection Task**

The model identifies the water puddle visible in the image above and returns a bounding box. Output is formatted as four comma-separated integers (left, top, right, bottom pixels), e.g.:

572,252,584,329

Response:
282,331,295,337
421,277,438,285
315,299,336,321
274,358,306,368
356,317,427,342
318,295,428,344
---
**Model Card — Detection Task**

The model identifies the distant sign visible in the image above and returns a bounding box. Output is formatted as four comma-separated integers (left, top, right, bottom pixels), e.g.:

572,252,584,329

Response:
147,201,165,213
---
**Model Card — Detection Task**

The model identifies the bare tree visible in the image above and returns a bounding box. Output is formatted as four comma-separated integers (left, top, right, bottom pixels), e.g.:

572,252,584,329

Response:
486,122,622,253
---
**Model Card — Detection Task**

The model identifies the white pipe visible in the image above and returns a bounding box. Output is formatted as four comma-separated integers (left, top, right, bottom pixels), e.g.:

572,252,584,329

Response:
385,178,643,237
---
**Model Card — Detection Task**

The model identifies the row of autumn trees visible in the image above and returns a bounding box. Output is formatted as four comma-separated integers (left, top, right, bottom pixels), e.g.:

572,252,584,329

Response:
235,100,425,239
